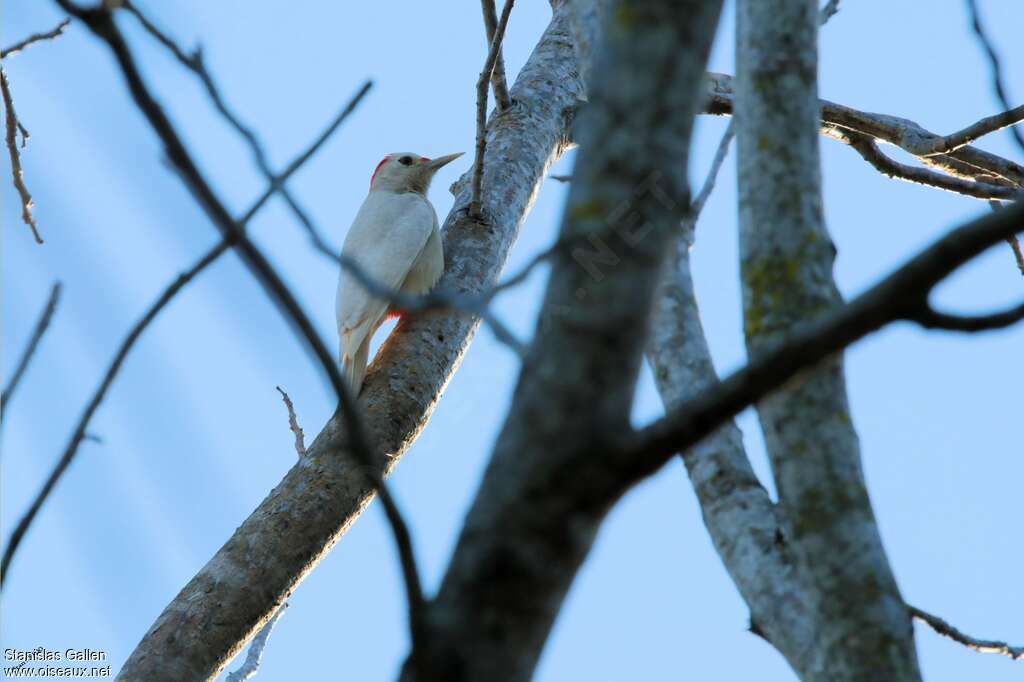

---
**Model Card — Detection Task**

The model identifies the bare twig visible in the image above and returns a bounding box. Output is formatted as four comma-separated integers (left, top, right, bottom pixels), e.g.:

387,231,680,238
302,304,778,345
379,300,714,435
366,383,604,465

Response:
1,67,42,243
470,0,515,219
1,19,70,59
828,125,1021,201
909,605,1024,661
690,120,734,218
965,0,1024,155
235,80,373,226
55,3,429,668
1008,235,1024,274
990,200,1024,276
819,0,840,25
1,241,230,586
919,105,1024,156
1,282,61,421
225,603,289,681
481,0,512,110
121,0,373,224
275,387,306,458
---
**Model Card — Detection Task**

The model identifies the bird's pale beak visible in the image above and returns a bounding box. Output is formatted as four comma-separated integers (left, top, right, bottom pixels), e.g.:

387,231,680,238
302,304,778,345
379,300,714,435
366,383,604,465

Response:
426,152,464,171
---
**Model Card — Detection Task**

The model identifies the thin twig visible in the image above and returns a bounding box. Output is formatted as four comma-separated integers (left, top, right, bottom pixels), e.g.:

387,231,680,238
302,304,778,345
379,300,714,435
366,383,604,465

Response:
920,105,1024,156
990,200,1024,276
275,387,306,458
691,120,735,217
1,67,42,243
1007,236,1024,275
236,81,373,225
120,0,373,231
481,0,512,110
1,241,230,586
1,19,71,59
469,0,515,219
54,3,429,667
909,605,1024,661
819,0,840,25
225,603,289,681
1,282,61,421
965,0,1024,155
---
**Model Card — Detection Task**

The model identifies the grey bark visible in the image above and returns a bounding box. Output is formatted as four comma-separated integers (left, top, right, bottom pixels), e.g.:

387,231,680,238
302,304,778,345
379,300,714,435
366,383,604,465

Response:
647,223,819,675
735,1,921,679
117,6,584,679
405,2,723,680
701,72,1024,194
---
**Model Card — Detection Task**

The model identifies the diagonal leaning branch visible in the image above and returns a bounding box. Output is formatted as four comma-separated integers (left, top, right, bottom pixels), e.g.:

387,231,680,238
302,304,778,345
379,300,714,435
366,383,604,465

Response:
113,5,584,679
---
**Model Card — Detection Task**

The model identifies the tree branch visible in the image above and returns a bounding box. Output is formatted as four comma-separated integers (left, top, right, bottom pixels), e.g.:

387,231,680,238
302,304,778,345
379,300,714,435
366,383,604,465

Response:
736,2,920,676
1,19,70,59
275,387,306,458
702,73,1024,190
618,201,1024,484
1,66,42,243
819,0,840,25
470,0,515,219
918,105,1024,156
646,122,819,675
908,299,1024,332
1,281,61,422
481,0,512,110
910,605,1024,661
113,6,584,677
827,125,1020,201
690,121,734,216
1007,236,1024,274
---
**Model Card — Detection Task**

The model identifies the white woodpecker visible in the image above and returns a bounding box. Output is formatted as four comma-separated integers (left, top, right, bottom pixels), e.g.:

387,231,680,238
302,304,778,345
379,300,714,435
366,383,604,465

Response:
336,151,463,392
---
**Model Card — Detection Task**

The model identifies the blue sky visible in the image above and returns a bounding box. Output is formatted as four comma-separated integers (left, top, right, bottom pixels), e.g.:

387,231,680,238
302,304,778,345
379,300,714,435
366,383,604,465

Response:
2,1,1021,680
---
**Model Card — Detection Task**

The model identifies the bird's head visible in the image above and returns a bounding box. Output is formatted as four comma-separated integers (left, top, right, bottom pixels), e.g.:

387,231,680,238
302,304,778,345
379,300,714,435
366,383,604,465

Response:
369,152,463,194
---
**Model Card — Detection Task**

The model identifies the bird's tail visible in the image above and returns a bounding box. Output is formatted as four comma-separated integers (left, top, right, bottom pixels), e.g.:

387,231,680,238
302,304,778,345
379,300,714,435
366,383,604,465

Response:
341,335,371,394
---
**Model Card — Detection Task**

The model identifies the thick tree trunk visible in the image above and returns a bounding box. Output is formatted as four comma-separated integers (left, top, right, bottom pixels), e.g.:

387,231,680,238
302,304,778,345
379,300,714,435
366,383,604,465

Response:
735,0,921,679
116,6,585,680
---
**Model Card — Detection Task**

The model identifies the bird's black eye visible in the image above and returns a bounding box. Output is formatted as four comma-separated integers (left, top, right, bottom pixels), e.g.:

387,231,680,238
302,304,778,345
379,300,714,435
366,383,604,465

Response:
398,156,413,166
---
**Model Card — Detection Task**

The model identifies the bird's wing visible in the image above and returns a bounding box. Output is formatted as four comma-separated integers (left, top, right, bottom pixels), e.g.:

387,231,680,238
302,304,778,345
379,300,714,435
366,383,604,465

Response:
336,192,435,349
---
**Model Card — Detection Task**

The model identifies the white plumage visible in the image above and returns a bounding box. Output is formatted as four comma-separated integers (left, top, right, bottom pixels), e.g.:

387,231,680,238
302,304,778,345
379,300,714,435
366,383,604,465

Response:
336,151,461,392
